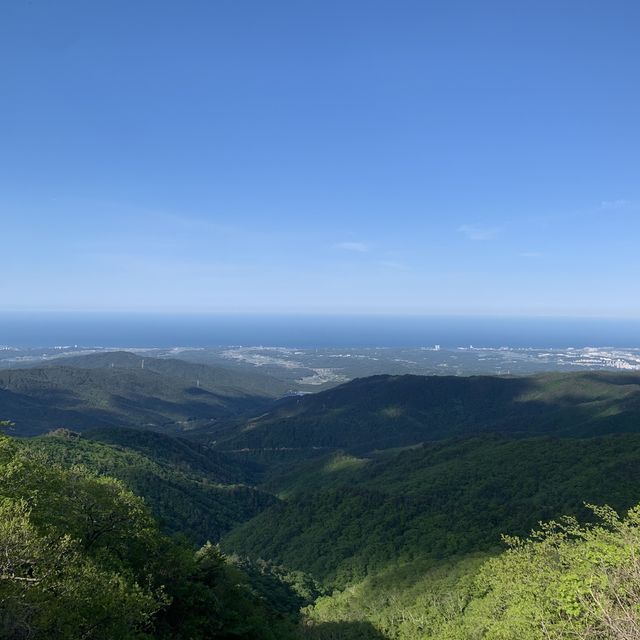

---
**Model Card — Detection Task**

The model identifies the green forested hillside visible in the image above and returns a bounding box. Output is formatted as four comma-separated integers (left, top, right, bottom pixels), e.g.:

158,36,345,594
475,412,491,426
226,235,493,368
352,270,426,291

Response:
304,554,489,639
0,362,276,436
5,370,640,639
35,350,291,397
23,429,275,542
223,434,640,586
215,372,640,452
305,505,640,639
84,426,262,484
0,427,299,639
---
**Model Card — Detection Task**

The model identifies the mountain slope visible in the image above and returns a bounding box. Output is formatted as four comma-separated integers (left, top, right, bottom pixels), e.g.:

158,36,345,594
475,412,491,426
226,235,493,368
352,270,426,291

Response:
35,350,291,396
84,425,262,484
23,429,276,542
0,430,299,640
0,361,279,436
214,372,640,453
222,433,640,586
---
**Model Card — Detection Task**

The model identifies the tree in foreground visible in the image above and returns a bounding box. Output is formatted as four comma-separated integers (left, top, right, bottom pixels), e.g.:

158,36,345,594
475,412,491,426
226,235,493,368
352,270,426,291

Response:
0,429,295,639
447,504,640,639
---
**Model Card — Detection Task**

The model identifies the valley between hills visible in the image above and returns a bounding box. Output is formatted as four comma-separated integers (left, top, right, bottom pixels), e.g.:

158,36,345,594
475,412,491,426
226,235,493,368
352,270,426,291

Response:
3,350,640,639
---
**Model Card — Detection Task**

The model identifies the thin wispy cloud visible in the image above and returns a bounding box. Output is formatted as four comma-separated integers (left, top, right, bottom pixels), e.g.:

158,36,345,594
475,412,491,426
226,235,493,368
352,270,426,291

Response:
600,199,631,210
334,241,369,253
519,252,543,258
458,225,501,241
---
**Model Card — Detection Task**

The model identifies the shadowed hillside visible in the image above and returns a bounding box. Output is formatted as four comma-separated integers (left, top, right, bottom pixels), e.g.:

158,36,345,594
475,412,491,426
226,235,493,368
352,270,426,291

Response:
213,372,640,453
84,425,263,484
23,428,276,542
0,355,286,435
5,369,640,638
34,350,291,396
222,433,640,586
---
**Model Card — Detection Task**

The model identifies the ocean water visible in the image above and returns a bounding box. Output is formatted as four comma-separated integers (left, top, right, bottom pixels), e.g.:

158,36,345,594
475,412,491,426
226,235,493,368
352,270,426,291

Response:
0,313,639,349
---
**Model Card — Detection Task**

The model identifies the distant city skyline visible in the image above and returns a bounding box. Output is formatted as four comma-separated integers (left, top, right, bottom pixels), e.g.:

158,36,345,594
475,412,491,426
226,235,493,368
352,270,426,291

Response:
2,1,639,317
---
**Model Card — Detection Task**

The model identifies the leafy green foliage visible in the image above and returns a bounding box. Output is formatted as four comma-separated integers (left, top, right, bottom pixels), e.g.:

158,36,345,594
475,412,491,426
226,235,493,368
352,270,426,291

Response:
303,505,640,639
227,556,325,618
23,429,276,543
7,367,640,639
84,426,262,484
0,433,166,638
304,555,487,639
442,504,640,639
0,432,298,639
223,434,640,586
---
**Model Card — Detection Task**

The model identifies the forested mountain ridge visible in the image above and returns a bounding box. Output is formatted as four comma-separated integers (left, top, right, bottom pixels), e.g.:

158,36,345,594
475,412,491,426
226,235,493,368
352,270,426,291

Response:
0,357,284,436
214,371,640,452
222,433,640,587
4,368,640,638
83,426,263,484
4,362,640,444
22,428,276,543
31,350,292,397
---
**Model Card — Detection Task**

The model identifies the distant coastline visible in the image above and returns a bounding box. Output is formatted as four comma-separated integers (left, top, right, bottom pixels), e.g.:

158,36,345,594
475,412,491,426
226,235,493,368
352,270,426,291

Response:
1,312,639,349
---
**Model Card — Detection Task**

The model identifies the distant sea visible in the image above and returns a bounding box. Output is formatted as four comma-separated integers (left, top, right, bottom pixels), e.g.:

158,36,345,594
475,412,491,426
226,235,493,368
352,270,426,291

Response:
1,313,639,349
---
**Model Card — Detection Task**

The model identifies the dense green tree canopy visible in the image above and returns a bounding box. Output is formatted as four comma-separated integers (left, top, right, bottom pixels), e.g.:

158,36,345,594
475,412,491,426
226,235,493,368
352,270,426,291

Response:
0,430,297,640
4,367,640,639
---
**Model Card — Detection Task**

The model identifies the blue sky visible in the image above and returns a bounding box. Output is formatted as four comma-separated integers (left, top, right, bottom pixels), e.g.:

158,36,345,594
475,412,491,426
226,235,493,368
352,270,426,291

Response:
1,0,639,316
